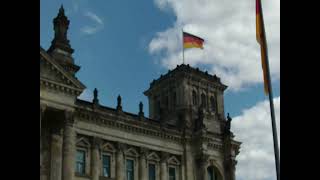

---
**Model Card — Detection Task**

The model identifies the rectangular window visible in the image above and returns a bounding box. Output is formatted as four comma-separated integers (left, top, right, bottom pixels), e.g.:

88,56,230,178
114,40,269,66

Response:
102,155,111,177
75,150,86,175
148,164,156,180
169,167,176,180
126,159,134,180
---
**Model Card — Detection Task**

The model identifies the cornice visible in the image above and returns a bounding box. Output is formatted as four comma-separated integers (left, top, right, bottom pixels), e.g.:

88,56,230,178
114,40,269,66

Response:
40,77,82,96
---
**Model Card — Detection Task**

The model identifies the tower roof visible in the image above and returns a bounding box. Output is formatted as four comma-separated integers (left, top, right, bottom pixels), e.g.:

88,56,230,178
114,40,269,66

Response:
145,64,227,95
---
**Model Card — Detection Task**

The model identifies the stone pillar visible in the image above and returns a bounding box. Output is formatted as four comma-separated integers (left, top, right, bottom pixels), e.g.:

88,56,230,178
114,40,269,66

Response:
62,111,76,180
139,148,148,180
40,105,46,177
184,144,194,180
197,154,208,180
50,128,63,180
91,137,101,180
116,143,125,180
160,152,169,180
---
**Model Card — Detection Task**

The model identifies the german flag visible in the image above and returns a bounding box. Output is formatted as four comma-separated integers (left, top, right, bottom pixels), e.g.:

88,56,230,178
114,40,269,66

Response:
256,0,269,95
183,32,204,49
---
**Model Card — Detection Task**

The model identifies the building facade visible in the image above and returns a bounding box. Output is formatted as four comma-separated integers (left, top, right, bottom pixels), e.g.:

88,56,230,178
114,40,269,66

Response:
40,6,241,180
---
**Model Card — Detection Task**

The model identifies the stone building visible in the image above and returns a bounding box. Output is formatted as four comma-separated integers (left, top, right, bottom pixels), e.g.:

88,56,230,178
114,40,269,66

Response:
40,6,241,180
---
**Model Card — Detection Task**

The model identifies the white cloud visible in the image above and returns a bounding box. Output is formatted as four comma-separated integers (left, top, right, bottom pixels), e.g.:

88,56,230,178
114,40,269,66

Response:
149,0,280,91
81,11,104,35
78,89,93,101
232,97,280,180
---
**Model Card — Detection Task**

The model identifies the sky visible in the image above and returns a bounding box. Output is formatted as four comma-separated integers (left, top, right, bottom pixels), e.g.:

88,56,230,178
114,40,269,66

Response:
40,1,280,180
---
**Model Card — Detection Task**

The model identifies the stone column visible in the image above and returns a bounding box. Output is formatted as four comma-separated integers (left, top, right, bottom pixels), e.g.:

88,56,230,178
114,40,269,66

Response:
160,152,169,180
62,111,76,180
40,105,46,176
50,127,63,180
197,154,208,180
116,143,125,180
91,137,101,180
184,144,194,180
139,148,148,180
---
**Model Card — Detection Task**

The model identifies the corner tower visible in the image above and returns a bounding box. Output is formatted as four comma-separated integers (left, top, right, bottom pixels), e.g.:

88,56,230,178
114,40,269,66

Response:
144,64,227,133
47,5,80,75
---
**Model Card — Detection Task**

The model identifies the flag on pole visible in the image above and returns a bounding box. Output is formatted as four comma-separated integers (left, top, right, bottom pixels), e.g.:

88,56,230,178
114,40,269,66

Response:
183,32,204,49
256,0,269,94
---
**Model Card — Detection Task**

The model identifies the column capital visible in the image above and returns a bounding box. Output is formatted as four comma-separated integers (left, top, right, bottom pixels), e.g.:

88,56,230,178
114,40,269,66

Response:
92,136,102,149
197,153,209,167
64,110,75,126
40,104,47,115
160,152,170,163
140,147,149,158
116,142,126,153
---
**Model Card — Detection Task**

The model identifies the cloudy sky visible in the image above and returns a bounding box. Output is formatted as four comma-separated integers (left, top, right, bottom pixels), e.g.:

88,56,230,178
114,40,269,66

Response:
40,0,280,180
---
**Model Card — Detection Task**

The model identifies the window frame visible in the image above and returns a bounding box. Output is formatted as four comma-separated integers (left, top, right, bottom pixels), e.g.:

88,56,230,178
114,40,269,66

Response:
102,153,111,178
75,149,86,175
168,166,176,180
126,158,135,180
148,163,156,180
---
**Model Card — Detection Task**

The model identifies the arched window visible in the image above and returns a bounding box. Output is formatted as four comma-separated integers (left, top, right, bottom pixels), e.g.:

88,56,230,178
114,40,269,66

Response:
207,166,217,180
173,92,177,107
201,93,206,108
210,96,216,112
192,91,197,105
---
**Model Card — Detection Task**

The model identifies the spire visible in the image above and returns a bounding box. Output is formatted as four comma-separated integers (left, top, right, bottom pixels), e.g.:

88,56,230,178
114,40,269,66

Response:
48,5,74,55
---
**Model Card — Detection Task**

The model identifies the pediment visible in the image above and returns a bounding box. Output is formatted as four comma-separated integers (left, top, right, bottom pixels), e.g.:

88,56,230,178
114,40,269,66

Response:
167,156,180,165
40,47,85,94
147,152,160,162
101,142,116,152
76,137,91,148
125,147,139,157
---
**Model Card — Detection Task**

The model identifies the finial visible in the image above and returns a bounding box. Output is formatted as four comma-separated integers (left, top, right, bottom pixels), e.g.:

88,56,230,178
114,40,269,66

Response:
59,4,65,15
117,95,122,111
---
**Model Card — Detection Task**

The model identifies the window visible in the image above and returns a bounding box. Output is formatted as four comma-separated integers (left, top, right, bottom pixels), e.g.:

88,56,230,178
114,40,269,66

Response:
102,155,111,177
126,159,134,180
210,96,216,112
148,164,156,180
192,91,197,105
164,96,169,107
173,92,177,107
169,167,176,180
201,93,206,108
207,166,217,180
75,150,86,175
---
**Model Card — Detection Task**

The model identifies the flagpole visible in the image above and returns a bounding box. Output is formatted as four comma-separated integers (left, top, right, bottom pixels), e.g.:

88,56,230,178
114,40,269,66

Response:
182,29,185,64
259,1,280,179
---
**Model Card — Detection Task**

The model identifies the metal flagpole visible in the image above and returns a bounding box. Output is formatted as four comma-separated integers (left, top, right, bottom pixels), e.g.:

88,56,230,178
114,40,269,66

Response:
182,29,185,64
259,1,280,179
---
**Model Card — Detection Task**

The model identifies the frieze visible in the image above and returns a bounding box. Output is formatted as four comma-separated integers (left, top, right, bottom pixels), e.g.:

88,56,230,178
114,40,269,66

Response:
75,108,183,143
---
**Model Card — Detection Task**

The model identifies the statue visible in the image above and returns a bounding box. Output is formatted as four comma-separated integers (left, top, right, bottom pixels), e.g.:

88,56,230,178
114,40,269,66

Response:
117,95,122,111
225,113,232,133
139,102,143,113
93,88,99,104
139,102,144,117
